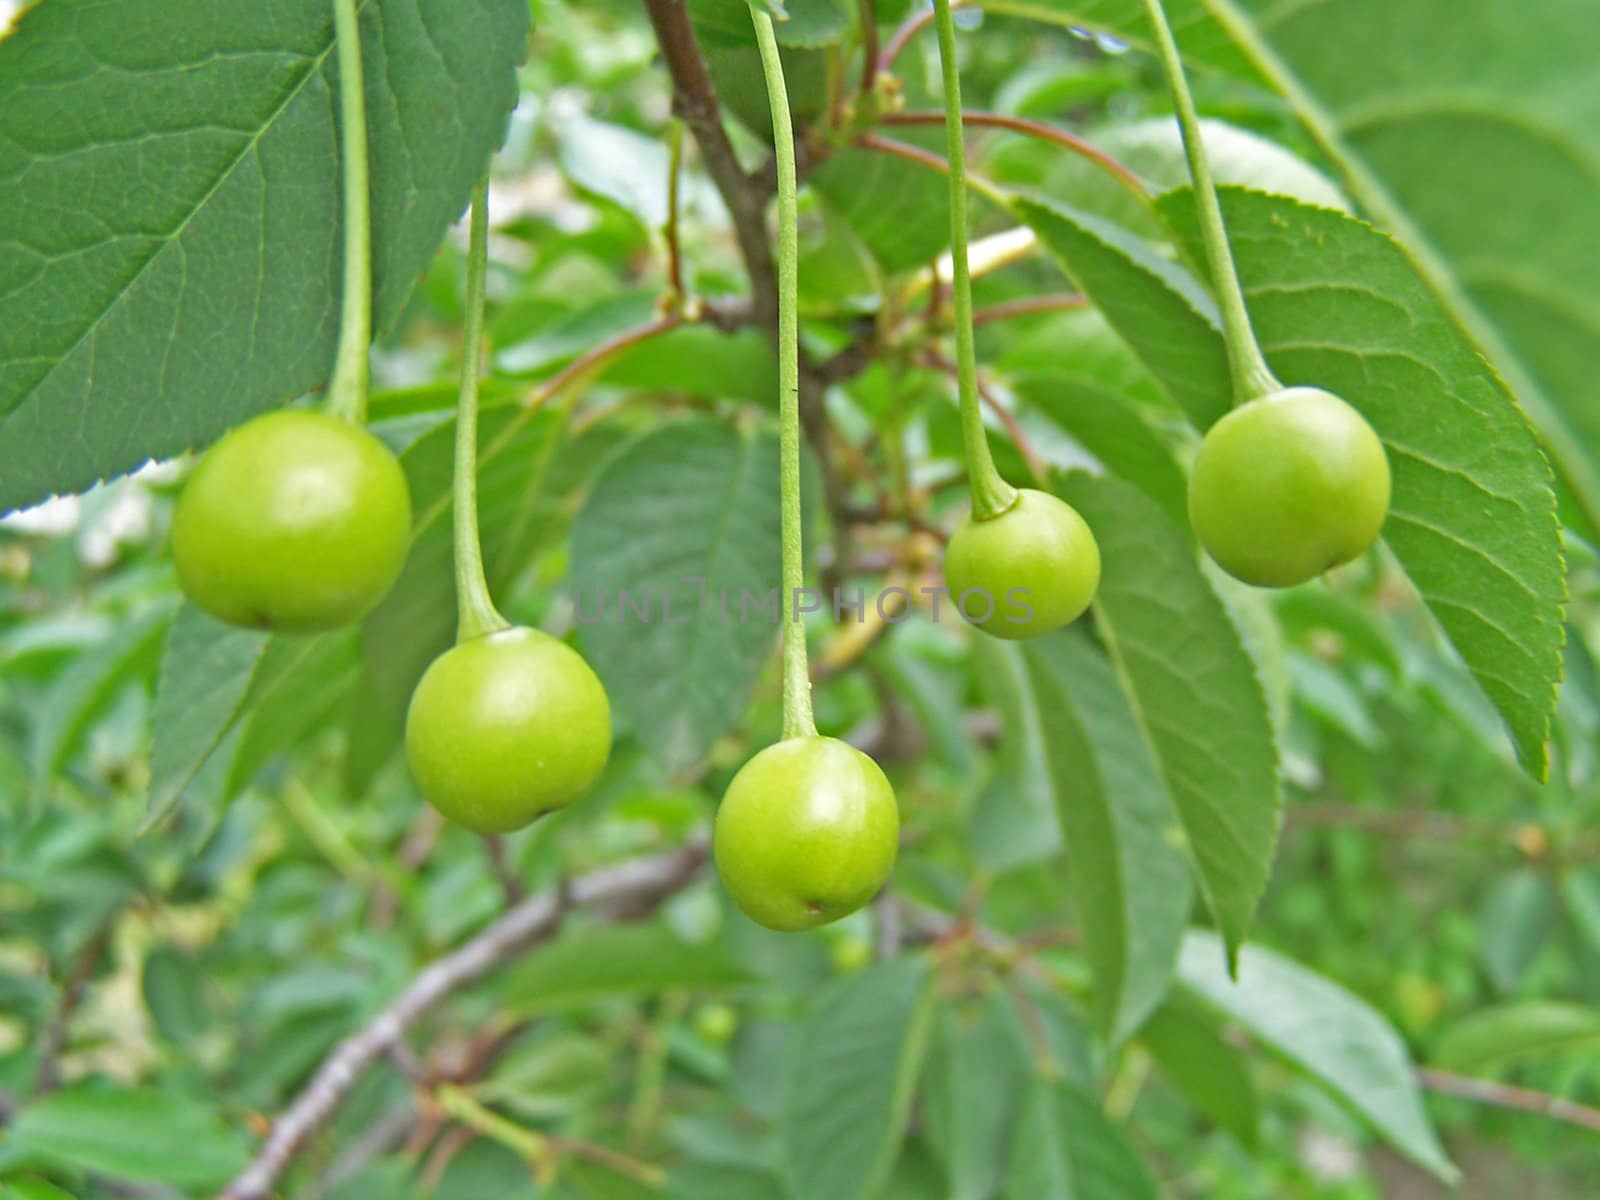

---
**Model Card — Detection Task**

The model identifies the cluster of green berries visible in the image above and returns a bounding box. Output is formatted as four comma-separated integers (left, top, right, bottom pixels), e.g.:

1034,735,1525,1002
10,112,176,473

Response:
171,374,1387,934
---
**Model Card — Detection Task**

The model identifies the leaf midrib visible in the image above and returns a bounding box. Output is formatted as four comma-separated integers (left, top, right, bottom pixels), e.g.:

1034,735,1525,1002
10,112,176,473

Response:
5,2,367,430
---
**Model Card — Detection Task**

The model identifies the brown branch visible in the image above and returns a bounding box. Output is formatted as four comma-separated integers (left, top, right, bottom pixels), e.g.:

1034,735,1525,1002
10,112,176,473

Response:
36,922,114,1094
219,843,708,1200
644,0,778,327
857,0,881,101
483,836,527,906
971,292,1089,326
882,109,1150,202
1418,1068,1600,1134
879,2,944,74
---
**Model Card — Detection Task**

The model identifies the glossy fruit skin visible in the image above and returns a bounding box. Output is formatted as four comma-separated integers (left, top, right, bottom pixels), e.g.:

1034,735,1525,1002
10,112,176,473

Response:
1188,387,1390,588
714,736,898,933
943,488,1100,640
172,410,411,633
405,626,613,834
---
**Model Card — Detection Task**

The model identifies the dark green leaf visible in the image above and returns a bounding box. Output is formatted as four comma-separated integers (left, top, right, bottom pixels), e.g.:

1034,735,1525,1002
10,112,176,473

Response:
29,606,170,805
780,957,936,1200
499,922,749,1014
570,420,784,773
922,991,1032,1200
1139,999,1259,1147
1018,632,1192,1042
1157,187,1566,780
7,1088,249,1188
1005,1076,1160,1200
0,0,529,512
1057,473,1279,961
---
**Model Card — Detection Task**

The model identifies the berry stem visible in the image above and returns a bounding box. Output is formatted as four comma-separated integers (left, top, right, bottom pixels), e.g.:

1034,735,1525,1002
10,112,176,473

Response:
452,184,510,644
931,0,1018,522
751,6,818,742
1140,0,1281,406
327,0,374,424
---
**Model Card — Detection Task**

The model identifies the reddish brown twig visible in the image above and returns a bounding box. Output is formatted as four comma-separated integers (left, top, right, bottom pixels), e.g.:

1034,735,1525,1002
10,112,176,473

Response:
971,292,1089,326
923,351,1048,484
882,109,1150,202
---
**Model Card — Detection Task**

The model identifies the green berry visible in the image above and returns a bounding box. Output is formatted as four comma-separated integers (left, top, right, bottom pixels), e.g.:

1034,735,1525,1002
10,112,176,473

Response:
172,410,411,632
714,736,898,933
943,488,1100,640
1188,387,1390,588
405,626,612,834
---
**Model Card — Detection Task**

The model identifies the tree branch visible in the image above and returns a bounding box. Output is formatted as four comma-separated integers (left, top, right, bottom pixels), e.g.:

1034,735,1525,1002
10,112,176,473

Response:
644,0,778,327
219,843,707,1200
1418,1067,1600,1134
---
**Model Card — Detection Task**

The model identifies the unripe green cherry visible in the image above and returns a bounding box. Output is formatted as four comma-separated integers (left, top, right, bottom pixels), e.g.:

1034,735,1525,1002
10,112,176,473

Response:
1188,387,1390,588
172,410,411,632
405,626,612,834
943,488,1100,640
713,736,898,933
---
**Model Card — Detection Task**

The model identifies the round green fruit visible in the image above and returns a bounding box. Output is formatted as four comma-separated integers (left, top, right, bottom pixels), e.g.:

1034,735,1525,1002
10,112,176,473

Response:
1188,387,1390,588
943,488,1100,640
172,410,411,633
404,626,612,834
713,736,898,933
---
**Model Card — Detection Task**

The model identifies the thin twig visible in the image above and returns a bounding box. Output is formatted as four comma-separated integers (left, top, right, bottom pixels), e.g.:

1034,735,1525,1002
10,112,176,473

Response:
857,0,881,100
883,109,1151,202
522,315,684,414
923,350,1048,484
971,292,1089,326
853,131,1011,208
219,843,707,1200
36,922,114,1094
643,0,778,326
879,2,945,73
484,836,527,905
1419,1068,1600,1135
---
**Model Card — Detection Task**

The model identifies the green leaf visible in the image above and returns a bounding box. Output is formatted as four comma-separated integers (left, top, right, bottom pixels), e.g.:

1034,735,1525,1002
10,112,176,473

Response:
1013,197,1231,429
1561,868,1600,958
1017,632,1192,1042
1056,473,1279,961
1157,187,1566,779
7,1088,249,1189
667,1162,784,1200
968,638,1063,873
1139,999,1259,1147
146,606,270,825
498,922,750,1014
1178,930,1456,1181
1010,367,1188,530
4,1180,80,1200
813,146,959,273
570,419,785,773
0,0,529,513
142,947,210,1045
29,606,171,805
1005,1076,1160,1200
1433,1002,1600,1073
1479,868,1557,994
1200,0,1600,535
691,0,848,48
922,991,1032,1200
780,956,937,1200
